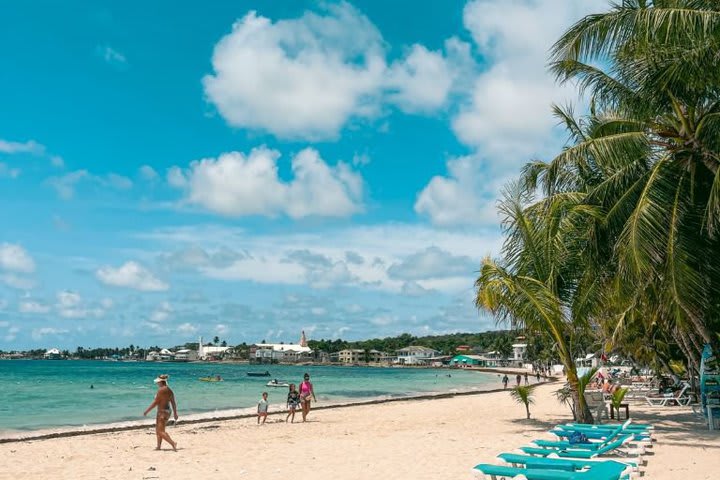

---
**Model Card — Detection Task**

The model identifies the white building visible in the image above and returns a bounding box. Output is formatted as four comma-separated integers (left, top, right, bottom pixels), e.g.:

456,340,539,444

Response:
174,349,198,362
253,331,312,363
395,346,440,365
44,348,62,359
512,343,527,362
197,336,231,360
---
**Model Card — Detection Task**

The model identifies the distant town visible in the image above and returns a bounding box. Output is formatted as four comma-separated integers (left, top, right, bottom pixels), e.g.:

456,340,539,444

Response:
0,330,575,370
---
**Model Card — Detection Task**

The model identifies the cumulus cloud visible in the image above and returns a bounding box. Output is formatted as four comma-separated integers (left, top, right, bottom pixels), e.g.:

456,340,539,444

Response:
19,301,50,314
415,155,507,227
31,327,68,340
177,322,198,335
283,249,359,288
169,147,363,218
158,246,244,272
1,273,35,289
150,301,173,322
96,261,169,291
96,45,127,68
139,165,158,181
47,170,133,199
0,243,35,273
388,246,477,281
0,162,21,179
54,290,104,319
203,3,460,140
0,139,45,155
415,0,606,226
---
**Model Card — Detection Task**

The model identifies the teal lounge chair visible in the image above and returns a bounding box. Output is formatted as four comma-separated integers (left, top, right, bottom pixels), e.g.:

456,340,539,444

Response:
473,461,630,479
498,452,639,473
520,435,645,460
497,453,636,475
551,428,650,443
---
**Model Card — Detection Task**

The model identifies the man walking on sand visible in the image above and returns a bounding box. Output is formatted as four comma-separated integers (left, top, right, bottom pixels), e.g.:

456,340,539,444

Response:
144,374,178,451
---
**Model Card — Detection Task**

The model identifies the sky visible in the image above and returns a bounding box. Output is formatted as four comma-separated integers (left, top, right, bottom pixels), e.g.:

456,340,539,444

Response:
0,0,608,350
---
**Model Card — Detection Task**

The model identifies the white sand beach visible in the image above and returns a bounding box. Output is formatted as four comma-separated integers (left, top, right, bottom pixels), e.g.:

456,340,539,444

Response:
1,382,718,480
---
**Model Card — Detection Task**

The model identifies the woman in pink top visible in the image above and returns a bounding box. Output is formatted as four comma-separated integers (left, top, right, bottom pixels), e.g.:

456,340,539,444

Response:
299,373,317,422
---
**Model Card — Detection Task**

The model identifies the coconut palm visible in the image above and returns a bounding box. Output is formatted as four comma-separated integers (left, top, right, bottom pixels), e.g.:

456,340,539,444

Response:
544,0,720,358
510,385,536,420
476,184,598,423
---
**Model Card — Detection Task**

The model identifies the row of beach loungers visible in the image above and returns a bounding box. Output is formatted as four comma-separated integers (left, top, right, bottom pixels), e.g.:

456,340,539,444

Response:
473,419,654,479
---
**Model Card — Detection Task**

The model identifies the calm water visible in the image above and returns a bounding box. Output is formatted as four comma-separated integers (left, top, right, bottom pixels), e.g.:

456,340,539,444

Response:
0,360,497,432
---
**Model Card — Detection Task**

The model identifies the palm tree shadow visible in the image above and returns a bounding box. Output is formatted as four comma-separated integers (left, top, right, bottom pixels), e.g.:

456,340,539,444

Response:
508,418,558,431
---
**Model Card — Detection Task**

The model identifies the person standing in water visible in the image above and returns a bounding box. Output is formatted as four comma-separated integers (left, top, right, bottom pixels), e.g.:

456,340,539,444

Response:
299,373,316,422
143,374,178,451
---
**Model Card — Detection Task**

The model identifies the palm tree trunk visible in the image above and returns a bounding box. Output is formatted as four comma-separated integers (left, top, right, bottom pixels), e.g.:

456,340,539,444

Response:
526,403,530,419
562,354,594,424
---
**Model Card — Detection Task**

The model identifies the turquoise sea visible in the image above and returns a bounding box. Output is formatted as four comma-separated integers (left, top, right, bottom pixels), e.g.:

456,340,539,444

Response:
0,360,498,434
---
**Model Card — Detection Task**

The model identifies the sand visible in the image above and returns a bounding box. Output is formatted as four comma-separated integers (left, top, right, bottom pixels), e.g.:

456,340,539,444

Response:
1,382,718,480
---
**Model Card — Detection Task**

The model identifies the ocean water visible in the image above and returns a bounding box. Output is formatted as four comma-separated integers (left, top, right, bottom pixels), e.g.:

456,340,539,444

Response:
0,360,498,433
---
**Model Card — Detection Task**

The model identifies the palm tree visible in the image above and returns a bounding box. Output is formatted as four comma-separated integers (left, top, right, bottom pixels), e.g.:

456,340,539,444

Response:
544,0,720,360
510,385,536,420
476,185,597,423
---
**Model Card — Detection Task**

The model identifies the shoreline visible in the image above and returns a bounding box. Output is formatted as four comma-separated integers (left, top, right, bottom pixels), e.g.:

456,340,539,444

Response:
0,378,555,444
2,381,716,480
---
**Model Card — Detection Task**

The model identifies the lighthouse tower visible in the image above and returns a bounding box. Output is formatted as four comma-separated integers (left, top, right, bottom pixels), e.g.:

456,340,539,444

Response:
299,330,307,347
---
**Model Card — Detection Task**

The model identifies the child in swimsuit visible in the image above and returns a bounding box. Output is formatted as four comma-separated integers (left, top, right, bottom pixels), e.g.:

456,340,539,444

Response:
257,391,269,425
286,384,300,423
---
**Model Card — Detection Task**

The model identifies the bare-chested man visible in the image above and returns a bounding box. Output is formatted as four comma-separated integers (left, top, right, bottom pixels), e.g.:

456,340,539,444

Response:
143,374,178,451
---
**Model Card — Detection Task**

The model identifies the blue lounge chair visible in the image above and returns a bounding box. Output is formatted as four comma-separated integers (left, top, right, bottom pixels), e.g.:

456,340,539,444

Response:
520,435,645,459
473,460,630,479
496,453,636,476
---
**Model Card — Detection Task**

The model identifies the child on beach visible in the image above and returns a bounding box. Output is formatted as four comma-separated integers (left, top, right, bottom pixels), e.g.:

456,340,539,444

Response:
286,384,300,423
257,391,269,425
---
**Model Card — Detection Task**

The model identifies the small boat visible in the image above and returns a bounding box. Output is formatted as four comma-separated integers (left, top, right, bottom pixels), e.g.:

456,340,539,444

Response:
199,376,223,382
266,379,289,387
247,371,271,377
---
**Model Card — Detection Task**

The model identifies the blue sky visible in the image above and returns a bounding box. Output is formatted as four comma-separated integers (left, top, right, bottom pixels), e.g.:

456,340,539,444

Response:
0,0,606,349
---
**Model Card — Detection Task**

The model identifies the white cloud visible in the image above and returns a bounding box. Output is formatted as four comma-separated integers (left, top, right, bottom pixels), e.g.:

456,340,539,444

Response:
47,170,133,199
150,301,173,322
96,261,169,291
19,301,50,314
50,155,65,168
1,273,35,289
203,3,461,140
177,323,198,335
54,291,104,319
0,243,36,273
4,326,19,342
415,155,506,227
145,223,501,294
0,139,45,155
57,291,81,308
385,44,454,113
31,327,68,340
203,5,385,140
47,170,89,199
100,298,114,309
139,165,158,180
415,0,606,226
170,147,363,218
97,45,127,67
0,162,21,179
215,323,230,336
387,246,477,280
